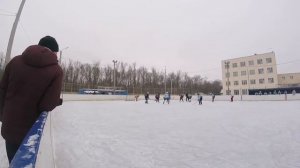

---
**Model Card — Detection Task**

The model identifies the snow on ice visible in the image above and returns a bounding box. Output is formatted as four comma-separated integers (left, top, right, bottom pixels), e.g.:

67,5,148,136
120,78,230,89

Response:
1,100,300,168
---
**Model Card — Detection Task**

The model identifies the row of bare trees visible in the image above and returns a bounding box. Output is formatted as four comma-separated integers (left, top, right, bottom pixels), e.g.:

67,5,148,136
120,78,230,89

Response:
0,52,222,95
61,60,222,95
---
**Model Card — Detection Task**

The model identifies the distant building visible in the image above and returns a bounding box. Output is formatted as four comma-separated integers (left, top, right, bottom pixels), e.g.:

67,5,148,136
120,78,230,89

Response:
221,52,278,95
278,73,300,88
221,52,300,95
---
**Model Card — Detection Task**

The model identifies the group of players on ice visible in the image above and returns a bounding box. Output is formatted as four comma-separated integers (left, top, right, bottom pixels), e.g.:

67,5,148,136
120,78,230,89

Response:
141,92,216,105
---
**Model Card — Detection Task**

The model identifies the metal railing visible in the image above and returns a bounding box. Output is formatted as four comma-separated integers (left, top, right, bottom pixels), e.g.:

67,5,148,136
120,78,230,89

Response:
9,111,48,168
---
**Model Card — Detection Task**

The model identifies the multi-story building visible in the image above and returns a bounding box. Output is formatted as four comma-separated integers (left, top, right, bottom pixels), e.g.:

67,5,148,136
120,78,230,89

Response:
221,52,278,95
278,73,300,88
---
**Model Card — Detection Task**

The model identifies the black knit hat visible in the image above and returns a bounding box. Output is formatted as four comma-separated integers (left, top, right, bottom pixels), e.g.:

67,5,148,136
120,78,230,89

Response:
38,36,59,52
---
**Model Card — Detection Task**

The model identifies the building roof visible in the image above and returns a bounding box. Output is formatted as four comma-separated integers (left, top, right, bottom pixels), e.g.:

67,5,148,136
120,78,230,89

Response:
221,51,275,62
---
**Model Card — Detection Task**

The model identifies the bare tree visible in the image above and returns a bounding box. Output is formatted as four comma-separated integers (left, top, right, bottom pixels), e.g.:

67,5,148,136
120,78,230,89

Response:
59,59,222,94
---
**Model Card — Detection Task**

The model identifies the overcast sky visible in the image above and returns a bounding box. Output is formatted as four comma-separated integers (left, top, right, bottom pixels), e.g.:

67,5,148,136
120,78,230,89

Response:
1,0,300,80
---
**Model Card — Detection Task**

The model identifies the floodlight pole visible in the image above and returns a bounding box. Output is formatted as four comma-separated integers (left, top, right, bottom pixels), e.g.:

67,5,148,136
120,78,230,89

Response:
59,47,69,64
164,66,166,93
171,78,173,95
225,61,230,95
5,0,26,66
113,60,118,95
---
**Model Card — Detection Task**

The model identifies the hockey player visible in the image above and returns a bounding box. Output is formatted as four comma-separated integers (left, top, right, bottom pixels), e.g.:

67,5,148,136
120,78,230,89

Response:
179,94,184,102
185,93,189,101
145,92,149,104
163,92,170,104
155,93,160,103
187,95,192,102
134,94,139,101
197,93,203,105
230,95,234,102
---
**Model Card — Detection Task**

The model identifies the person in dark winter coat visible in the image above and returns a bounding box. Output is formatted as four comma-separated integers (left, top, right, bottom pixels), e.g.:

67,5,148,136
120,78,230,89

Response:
185,93,192,102
185,93,189,101
197,93,203,105
155,93,160,103
145,92,150,104
0,36,63,164
179,94,184,102
231,95,234,102
212,94,215,102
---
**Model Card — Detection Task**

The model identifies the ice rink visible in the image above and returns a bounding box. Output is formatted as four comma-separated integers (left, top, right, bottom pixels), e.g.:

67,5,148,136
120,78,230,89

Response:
1,100,300,168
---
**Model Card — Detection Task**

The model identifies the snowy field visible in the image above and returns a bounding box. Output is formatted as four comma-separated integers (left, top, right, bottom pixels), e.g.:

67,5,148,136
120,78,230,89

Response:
1,100,300,168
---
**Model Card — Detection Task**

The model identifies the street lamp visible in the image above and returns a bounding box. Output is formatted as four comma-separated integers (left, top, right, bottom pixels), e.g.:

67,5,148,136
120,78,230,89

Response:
113,60,118,95
171,78,173,96
59,46,69,98
164,66,167,93
59,46,69,64
5,0,26,66
225,61,230,95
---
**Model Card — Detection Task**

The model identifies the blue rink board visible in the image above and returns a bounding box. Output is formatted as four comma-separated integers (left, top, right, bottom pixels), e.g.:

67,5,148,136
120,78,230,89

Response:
10,111,48,168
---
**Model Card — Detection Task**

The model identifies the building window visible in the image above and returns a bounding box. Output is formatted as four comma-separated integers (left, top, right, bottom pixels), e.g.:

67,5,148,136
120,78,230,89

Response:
282,76,285,80
241,71,247,76
226,90,231,95
259,78,265,84
266,58,272,63
226,81,231,86
258,68,264,74
267,67,273,73
225,62,230,69
290,76,294,79
242,80,247,85
257,59,263,64
249,70,255,75
268,78,274,83
240,62,246,67
233,72,238,77
248,60,254,66
242,89,248,95
234,90,239,95
234,81,239,85
250,79,256,84
225,72,230,78
232,63,238,68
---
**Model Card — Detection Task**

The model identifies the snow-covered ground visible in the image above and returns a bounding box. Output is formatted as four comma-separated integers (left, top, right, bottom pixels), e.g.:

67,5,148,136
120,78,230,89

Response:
1,100,300,168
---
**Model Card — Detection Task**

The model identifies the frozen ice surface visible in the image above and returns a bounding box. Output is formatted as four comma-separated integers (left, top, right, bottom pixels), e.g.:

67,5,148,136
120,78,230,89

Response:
52,100,300,168
1,100,300,168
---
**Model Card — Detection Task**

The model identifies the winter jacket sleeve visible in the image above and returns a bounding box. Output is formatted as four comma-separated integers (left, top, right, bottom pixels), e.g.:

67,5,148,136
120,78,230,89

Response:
38,68,63,112
0,62,12,122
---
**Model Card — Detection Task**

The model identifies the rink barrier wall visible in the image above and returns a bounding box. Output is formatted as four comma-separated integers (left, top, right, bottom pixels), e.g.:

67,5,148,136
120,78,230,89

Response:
62,93,300,102
10,111,48,168
62,94,135,101
197,94,300,101
35,113,55,168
